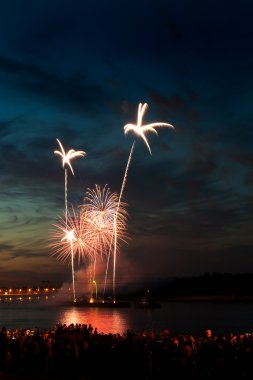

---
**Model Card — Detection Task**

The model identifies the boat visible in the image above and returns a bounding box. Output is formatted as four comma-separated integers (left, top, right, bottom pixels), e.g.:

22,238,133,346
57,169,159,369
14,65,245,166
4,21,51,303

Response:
61,298,131,308
135,295,161,309
74,300,131,308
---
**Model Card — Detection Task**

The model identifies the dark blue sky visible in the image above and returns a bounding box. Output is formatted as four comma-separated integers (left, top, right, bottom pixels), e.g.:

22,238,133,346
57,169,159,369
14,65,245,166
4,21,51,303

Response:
0,0,252,289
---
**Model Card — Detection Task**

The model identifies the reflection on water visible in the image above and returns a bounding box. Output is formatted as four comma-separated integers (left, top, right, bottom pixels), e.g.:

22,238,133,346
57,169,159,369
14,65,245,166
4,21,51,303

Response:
1,300,253,335
60,307,127,334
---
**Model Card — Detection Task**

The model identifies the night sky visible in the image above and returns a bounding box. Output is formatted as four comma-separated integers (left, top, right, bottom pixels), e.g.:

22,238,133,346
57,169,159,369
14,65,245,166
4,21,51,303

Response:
0,0,252,290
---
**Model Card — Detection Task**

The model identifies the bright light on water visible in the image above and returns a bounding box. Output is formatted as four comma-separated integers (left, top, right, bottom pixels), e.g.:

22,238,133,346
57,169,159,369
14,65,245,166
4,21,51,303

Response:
61,307,126,334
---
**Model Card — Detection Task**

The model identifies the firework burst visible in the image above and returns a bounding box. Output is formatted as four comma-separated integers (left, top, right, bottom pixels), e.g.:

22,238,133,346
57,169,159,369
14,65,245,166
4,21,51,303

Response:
81,184,128,298
49,206,92,302
81,184,128,253
49,186,128,300
49,206,92,265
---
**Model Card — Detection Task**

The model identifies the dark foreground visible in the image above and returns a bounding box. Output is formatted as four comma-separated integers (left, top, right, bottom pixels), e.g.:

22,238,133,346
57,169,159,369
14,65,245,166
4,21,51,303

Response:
0,324,253,379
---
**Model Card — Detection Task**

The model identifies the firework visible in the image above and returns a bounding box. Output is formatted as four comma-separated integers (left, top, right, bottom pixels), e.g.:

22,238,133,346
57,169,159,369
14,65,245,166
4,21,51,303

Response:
61,227,77,302
49,207,92,264
81,185,128,256
54,138,86,302
124,102,174,155
49,219,78,302
49,186,128,300
49,206,92,302
81,184,128,299
118,102,175,218
54,138,86,221
110,102,175,300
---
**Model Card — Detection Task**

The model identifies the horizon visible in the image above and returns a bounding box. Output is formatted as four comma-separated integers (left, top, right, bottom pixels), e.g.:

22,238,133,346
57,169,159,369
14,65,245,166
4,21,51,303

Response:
0,271,252,290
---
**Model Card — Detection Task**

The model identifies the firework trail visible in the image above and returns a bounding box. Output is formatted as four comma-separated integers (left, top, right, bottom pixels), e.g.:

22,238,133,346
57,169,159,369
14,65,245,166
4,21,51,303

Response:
112,213,117,301
104,142,134,301
111,102,175,300
62,228,77,302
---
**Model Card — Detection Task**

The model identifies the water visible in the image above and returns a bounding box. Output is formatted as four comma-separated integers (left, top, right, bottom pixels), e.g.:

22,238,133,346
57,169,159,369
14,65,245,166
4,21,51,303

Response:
1,298,253,335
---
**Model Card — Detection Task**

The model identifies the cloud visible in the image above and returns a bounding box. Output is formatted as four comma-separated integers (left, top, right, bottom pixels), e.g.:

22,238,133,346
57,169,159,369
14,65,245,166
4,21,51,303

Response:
0,55,108,115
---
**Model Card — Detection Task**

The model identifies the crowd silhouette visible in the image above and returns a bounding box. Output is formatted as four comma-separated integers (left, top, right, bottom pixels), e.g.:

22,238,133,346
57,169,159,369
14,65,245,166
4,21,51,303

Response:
0,323,253,379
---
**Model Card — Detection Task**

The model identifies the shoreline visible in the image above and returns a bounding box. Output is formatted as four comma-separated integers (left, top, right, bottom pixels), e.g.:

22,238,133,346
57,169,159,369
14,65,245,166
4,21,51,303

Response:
2,293,253,304
160,295,253,302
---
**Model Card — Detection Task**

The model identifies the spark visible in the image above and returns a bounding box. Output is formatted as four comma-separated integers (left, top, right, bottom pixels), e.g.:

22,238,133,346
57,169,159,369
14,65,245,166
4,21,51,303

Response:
61,228,77,244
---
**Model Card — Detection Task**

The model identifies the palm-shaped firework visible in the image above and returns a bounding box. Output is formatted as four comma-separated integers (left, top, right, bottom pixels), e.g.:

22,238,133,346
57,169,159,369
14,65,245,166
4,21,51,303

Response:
119,102,175,216
110,102,175,300
54,138,86,223
124,102,174,155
